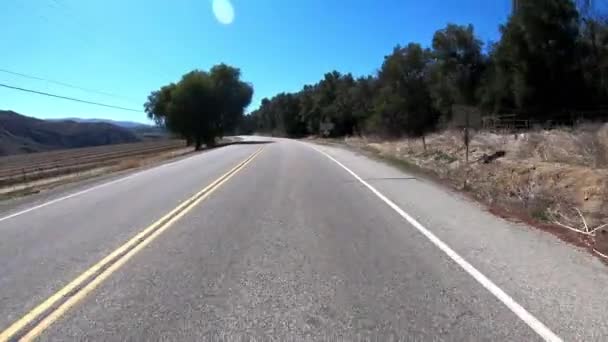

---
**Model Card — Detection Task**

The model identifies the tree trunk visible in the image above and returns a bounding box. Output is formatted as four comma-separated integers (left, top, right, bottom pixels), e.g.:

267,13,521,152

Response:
205,136,216,148
186,136,193,147
422,135,426,151
195,136,203,151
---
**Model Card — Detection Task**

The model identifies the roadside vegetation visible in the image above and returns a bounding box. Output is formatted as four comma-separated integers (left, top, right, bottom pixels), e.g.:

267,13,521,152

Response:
243,0,608,252
144,64,253,150
334,126,608,234
245,0,608,139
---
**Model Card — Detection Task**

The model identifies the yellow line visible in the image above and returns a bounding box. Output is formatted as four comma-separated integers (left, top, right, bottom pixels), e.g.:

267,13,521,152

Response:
0,146,265,342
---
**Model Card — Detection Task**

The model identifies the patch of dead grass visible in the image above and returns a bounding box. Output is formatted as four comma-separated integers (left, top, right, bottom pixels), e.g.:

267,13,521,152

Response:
334,124,608,240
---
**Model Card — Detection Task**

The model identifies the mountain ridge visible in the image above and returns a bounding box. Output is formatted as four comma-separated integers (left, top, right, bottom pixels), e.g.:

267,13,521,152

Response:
0,110,141,156
48,117,152,129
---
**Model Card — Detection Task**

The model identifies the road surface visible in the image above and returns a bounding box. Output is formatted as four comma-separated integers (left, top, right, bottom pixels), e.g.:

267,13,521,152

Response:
1,137,608,341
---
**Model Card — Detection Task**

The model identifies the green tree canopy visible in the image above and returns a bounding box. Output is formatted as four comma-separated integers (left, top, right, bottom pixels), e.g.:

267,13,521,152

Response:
487,0,582,117
144,83,176,126
427,24,485,118
246,0,608,138
373,43,438,138
144,64,253,149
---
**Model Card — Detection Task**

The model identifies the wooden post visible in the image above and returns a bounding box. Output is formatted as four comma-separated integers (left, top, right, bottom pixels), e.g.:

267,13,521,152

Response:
464,110,470,164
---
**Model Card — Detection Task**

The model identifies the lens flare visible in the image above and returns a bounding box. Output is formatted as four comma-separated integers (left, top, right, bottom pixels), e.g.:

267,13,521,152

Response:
212,0,235,25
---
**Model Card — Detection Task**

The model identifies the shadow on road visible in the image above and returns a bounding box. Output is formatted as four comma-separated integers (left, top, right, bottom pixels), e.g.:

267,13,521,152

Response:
185,139,274,154
215,140,274,147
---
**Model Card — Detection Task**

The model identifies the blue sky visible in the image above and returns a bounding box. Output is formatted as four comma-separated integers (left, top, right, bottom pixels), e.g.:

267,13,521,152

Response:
1,0,511,123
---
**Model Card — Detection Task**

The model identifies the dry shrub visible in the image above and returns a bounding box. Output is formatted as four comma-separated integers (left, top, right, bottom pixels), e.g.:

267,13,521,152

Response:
506,124,608,168
340,126,608,233
515,130,580,164
594,123,608,167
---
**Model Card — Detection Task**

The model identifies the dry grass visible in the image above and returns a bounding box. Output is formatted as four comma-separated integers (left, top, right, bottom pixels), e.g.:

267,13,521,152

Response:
337,124,608,237
0,147,193,200
114,159,143,171
0,137,242,199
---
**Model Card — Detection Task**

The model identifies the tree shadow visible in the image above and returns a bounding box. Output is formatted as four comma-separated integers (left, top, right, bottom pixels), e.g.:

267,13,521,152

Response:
183,139,274,154
213,140,275,148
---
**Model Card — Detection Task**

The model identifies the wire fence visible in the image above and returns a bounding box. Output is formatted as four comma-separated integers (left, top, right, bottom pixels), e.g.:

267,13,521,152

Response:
452,105,608,132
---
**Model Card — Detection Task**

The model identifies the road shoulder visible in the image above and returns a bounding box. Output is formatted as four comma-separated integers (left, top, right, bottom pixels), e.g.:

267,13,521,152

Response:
306,140,608,340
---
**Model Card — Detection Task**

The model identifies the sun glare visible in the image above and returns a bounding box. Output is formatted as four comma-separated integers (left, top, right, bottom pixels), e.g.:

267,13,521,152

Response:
212,0,235,25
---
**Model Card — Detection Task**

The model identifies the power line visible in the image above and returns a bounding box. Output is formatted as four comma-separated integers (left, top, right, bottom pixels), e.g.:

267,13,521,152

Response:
0,83,142,113
0,68,139,102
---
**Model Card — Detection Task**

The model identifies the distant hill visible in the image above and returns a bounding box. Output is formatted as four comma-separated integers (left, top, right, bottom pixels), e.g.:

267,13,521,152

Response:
51,118,151,129
51,118,169,140
0,110,141,156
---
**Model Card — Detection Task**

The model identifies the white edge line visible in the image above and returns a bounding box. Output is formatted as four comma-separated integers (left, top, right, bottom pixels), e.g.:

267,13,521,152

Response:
0,149,205,223
309,144,563,342
0,172,140,223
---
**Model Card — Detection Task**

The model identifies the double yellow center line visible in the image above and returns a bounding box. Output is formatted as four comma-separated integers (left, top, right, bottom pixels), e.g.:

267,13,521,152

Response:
0,146,265,341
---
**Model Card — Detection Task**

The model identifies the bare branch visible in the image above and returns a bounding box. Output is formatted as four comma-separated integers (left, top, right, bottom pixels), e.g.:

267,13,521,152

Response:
575,207,589,232
547,208,595,235
589,222,608,235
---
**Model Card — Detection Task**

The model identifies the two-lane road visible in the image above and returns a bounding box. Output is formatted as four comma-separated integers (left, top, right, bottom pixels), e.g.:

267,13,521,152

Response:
2,137,608,340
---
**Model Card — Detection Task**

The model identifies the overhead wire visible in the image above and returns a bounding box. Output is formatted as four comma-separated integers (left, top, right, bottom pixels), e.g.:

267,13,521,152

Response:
4,0,179,111
0,68,140,103
0,83,142,113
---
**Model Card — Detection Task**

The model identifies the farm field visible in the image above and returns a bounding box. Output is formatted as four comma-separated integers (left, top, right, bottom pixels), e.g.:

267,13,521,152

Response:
0,140,186,187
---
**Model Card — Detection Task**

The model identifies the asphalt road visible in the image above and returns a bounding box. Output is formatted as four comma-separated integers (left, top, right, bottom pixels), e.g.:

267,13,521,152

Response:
1,137,608,341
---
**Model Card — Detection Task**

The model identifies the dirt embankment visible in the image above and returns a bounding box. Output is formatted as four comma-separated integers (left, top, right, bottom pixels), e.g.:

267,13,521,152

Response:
326,124,608,256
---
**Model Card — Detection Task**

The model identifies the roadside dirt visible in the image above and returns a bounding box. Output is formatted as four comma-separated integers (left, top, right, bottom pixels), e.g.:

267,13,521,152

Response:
0,137,243,201
0,147,193,200
314,125,608,258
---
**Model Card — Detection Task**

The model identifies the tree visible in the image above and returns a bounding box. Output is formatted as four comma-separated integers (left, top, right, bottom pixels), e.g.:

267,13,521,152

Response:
427,24,485,121
274,93,307,137
248,71,371,137
237,113,256,135
144,64,253,150
478,43,514,113
167,70,218,149
246,1,608,140
578,1,608,106
298,85,320,134
350,76,377,135
209,64,254,135
486,0,582,118
313,71,342,136
332,73,359,136
374,43,439,144
144,83,176,126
